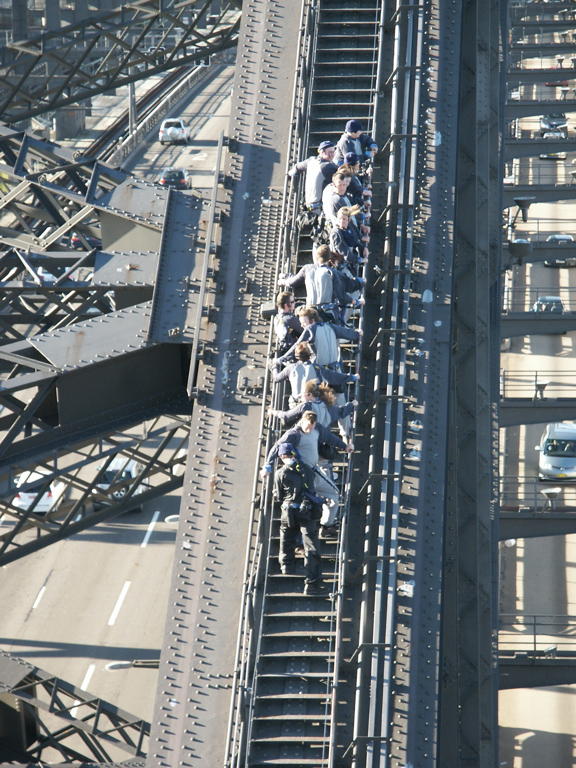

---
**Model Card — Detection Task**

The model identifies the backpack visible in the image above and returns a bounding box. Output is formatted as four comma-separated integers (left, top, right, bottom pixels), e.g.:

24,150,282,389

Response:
311,323,340,366
288,361,320,400
305,264,333,306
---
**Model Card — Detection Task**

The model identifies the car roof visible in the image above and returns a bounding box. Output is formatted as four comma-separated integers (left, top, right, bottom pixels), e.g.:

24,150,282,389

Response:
547,233,574,240
536,295,562,301
545,422,576,439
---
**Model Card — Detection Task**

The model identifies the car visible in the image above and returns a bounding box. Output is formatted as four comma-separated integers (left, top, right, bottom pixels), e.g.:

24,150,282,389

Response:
536,423,576,480
541,129,567,140
12,469,66,515
544,234,576,267
531,295,564,313
540,112,567,132
95,455,145,513
158,167,188,190
544,79,570,87
539,152,567,160
70,231,102,250
158,118,188,145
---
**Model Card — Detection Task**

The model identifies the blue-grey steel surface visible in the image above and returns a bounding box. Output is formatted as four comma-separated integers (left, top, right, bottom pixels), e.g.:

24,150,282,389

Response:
147,1,303,766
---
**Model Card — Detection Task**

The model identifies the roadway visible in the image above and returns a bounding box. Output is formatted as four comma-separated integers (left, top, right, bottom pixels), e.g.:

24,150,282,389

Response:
499,30,576,767
0,57,235,752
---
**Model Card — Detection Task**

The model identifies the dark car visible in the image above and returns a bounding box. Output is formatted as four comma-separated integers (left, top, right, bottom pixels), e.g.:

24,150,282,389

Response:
158,168,188,190
531,295,564,313
544,234,576,267
539,112,567,133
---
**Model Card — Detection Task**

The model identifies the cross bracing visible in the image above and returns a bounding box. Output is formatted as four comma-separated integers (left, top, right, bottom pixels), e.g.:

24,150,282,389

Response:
0,0,241,124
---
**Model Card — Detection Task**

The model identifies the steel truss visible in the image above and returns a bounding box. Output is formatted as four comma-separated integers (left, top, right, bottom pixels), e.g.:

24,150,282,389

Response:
0,650,148,764
0,126,210,565
0,0,241,124
0,414,189,565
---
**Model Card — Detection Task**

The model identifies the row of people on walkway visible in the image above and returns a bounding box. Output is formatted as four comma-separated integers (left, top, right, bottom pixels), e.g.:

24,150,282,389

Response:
261,120,377,594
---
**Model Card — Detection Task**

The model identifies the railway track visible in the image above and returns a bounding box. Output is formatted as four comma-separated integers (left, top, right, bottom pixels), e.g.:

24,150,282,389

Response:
226,1,383,766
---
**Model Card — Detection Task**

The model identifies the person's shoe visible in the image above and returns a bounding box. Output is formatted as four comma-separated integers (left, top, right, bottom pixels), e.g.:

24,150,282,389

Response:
280,561,296,575
304,579,324,596
319,525,339,540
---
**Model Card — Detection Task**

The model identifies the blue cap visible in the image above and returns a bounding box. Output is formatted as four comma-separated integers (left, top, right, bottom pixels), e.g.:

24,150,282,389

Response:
278,442,296,457
318,140,335,151
344,151,359,165
345,119,364,133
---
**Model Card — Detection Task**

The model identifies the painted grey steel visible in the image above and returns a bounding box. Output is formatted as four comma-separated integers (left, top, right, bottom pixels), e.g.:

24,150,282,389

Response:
438,0,501,766
501,313,576,336
0,415,189,565
504,184,576,205
0,649,149,762
500,399,576,427
148,1,302,765
506,99,576,119
502,241,576,268
504,137,576,160
499,654,576,689
507,67,576,85
0,0,241,123
500,511,576,539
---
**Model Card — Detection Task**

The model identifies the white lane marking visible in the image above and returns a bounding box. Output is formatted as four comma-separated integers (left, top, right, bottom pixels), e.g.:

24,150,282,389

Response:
141,510,160,548
107,581,131,626
80,663,96,691
32,586,46,610
71,663,96,718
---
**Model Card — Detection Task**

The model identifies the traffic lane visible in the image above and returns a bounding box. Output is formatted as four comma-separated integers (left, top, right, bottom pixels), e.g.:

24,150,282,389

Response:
500,687,576,767
0,492,179,721
131,64,234,190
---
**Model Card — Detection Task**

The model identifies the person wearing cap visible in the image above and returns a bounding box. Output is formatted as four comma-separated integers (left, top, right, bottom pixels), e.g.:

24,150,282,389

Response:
272,441,323,593
262,411,353,539
287,140,338,210
334,119,378,165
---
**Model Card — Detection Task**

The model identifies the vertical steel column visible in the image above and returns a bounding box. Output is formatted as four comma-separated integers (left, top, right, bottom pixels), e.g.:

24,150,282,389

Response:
439,0,502,766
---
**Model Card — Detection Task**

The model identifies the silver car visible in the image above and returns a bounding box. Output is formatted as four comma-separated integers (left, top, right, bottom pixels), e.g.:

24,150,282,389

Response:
536,423,576,480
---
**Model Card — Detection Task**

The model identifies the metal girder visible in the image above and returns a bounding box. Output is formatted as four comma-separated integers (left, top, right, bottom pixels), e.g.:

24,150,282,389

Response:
510,2,575,18
510,43,576,54
505,99,576,118
438,0,501,765
512,20,576,33
504,184,576,205
499,653,576,689
500,398,576,426
504,137,576,160
500,509,576,539
0,415,189,565
502,241,576,269
0,0,241,124
0,303,192,466
0,649,149,763
507,67,576,85
501,312,576,337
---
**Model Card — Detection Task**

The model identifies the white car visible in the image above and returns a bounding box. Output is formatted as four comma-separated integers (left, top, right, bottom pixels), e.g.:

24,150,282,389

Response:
95,455,146,513
158,118,188,145
12,470,66,515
